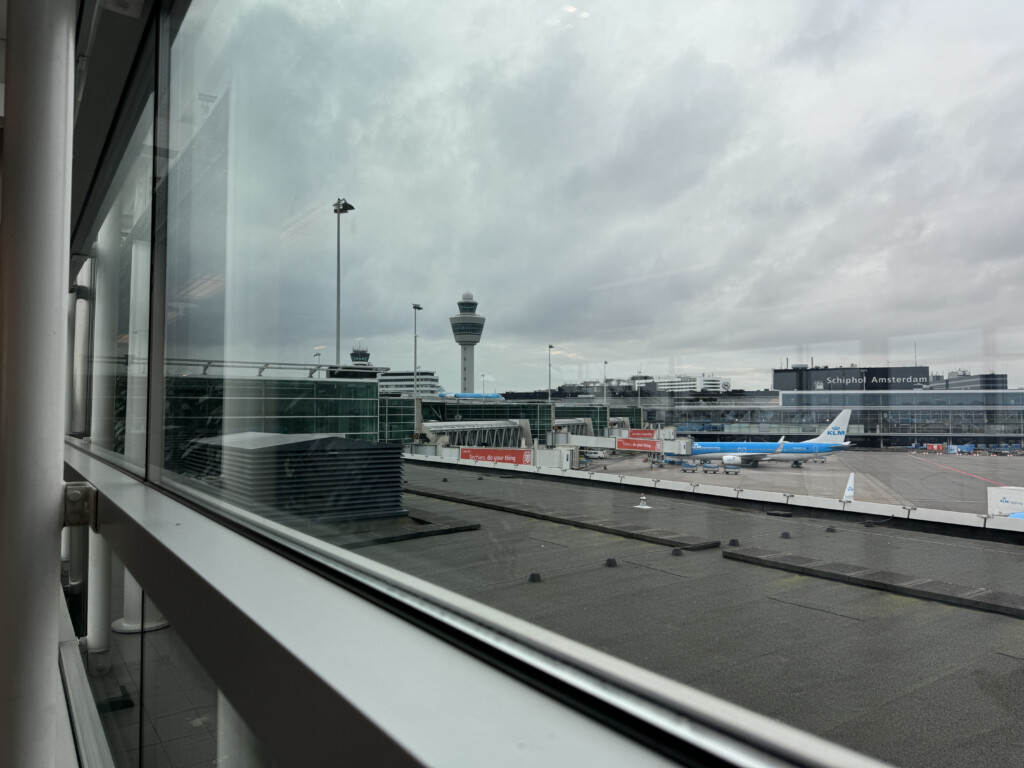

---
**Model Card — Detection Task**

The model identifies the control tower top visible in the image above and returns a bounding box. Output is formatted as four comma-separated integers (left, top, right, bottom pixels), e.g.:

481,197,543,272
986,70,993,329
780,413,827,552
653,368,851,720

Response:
456,292,479,315
450,292,485,346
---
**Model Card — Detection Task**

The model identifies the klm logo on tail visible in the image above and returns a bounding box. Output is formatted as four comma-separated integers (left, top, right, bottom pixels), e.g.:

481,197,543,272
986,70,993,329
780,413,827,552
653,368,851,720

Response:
808,410,852,445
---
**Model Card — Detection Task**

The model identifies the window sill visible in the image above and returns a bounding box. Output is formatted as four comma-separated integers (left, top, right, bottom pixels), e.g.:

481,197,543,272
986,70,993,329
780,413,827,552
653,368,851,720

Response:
65,442,883,767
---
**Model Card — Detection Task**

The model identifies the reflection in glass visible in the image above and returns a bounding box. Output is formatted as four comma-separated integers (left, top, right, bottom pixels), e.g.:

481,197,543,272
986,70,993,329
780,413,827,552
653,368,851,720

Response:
138,602,272,767
83,553,142,767
150,3,1024,765
74,97,154,471
140,623,219,767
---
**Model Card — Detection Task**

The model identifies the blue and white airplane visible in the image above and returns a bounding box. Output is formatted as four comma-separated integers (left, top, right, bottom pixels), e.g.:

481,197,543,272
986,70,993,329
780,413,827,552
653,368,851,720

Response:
437,390,505,400
683,409,852,468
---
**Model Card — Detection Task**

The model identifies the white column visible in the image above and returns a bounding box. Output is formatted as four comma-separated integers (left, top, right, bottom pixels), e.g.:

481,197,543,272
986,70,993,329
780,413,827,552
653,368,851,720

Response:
69,259,94,436
65,286,76,434
123,240,151,465
111,570,168,634
86,533,112,675
67,527,87,587
60,528,71,582
90,216,119,451
0,1,76,764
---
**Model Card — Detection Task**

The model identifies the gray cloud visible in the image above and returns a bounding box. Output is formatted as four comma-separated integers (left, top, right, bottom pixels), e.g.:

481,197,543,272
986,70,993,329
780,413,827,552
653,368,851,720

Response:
776,0,898,72
162,0,1024,391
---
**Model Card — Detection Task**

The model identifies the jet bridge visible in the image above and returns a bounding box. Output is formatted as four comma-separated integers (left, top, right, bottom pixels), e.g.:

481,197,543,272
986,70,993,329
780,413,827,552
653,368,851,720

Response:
553,418,594,436
557,433,693,456
420,419,528,448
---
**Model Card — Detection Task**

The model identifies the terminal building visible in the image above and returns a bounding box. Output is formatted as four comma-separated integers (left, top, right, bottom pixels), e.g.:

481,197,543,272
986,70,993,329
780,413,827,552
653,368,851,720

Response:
772,364,930,391
655,374,731,394
925,368,1008,390
152,358,1022,456
394,362,1023,452
735,364,1019,447
377,369,442,397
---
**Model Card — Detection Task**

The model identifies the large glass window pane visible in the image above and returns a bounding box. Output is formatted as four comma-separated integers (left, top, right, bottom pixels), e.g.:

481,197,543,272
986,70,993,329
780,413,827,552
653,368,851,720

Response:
155,3,1024,766
69,97,154,472
138,595,271,767
81,551,143,767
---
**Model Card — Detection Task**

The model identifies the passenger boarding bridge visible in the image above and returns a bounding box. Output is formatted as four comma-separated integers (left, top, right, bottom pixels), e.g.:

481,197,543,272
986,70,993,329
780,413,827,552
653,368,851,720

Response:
421,417,595,449
419,420,529,448
552,418,594,436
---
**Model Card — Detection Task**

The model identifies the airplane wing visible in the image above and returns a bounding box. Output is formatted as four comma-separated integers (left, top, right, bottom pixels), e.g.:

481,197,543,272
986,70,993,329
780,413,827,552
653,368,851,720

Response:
721,438,789,465
733,446,782,463
736,440,786,464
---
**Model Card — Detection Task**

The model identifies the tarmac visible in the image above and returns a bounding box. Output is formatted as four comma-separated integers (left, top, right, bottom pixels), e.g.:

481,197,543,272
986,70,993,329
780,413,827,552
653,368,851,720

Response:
592,449,1023,516
340,456,1024,768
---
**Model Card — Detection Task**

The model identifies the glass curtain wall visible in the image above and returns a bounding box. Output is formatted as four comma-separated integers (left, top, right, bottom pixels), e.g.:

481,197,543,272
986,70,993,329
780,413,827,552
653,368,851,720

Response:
70,98,154,473
63,1,1024,765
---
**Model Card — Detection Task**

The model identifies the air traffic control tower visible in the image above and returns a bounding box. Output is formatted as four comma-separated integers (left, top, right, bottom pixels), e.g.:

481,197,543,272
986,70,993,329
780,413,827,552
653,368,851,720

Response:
449,292,485,393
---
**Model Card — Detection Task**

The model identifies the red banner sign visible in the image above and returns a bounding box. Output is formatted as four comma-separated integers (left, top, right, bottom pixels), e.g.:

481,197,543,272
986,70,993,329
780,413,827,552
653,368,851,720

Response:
460,447,533,464
628,429,656,438
616,437,662,452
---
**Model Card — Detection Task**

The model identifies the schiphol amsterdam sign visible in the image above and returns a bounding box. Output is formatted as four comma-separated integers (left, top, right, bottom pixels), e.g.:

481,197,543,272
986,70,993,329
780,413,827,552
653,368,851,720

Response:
460,447,533,464
816,366,929,389
823,374,929,386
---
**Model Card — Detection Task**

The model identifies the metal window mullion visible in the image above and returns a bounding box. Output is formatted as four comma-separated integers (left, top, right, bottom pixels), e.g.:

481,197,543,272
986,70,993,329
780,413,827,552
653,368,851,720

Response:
146,3,172,482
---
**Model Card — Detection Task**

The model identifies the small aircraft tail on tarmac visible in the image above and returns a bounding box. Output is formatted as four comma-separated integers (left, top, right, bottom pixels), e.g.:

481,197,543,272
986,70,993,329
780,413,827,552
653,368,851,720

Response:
804,409,852,445
842,472,855,502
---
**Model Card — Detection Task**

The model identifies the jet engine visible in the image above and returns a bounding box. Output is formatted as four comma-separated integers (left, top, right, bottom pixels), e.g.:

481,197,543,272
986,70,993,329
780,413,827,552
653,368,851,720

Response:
723,455,743,466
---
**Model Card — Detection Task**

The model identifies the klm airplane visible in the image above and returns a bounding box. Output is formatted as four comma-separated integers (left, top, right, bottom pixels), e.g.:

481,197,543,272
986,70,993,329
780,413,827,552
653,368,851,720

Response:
437,390,505,400
685,410,852,468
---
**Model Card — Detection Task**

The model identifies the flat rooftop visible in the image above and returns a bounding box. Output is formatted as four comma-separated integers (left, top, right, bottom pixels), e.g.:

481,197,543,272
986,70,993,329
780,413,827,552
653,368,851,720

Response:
335,456,1024,768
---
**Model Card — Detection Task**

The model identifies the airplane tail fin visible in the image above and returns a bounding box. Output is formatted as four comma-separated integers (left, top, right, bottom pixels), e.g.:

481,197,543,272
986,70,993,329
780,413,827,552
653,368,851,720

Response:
842,472,855,502
805,409,851,444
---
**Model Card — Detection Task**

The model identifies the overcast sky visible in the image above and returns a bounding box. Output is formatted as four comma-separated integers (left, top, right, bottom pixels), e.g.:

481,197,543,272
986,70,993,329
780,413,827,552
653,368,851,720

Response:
168,0,1024,391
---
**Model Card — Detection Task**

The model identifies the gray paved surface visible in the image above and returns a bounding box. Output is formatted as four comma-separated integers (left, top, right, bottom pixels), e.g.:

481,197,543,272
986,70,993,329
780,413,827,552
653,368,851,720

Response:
603,450,1024,515
351,462,1024,768
839,452,1024,513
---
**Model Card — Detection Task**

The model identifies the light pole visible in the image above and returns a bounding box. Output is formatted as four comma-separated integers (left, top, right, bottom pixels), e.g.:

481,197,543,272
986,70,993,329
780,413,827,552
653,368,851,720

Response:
481,373,485,394
548,345,554,402
637,376,642,427
603,360,608,402
333,197,354,366
313,351,321,377
412,303,422,396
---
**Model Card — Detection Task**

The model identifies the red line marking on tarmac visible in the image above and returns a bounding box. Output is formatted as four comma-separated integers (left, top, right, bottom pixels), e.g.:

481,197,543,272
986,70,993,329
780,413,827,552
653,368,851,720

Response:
908,454,1006,486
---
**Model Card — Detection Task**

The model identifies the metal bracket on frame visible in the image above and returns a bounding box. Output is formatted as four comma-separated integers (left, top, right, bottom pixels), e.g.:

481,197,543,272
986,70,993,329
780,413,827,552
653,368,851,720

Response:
64,481,98,531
